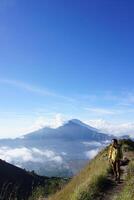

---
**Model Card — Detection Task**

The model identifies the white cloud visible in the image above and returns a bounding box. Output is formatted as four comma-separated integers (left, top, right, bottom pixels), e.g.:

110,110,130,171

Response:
0,146,63,165
85,149,99,159
85,107,116,115
61,152,67,156
50,113,66,128
19,113,67,135
87,119,134,137
0,112,70,138
82,141,102,147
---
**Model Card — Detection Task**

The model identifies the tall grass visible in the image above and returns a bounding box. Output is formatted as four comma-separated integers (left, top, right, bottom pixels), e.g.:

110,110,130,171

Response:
48,148,111,200
47,140,134,200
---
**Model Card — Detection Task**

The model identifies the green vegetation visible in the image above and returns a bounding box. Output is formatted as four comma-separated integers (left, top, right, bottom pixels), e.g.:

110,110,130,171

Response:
114,153,134,200
29,178,69,200
48,148,112,200
47,139,134,200
29,186,45,200
121,139,134,152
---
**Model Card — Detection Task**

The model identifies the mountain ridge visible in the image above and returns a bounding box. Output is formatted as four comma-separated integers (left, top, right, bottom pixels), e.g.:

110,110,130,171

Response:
22,119,111,141
0,119,113,177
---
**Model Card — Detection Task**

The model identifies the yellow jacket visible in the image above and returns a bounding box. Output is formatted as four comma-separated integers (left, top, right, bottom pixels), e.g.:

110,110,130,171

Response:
108,145,122,162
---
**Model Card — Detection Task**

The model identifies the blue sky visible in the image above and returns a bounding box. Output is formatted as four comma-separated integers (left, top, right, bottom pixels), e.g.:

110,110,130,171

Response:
0,0,134,138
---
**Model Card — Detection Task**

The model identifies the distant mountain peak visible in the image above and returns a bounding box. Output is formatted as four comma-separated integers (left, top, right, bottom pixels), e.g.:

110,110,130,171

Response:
67,119,99,132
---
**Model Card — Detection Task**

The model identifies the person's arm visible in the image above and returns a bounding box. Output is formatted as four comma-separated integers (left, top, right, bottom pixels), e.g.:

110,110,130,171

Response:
108,145,112,161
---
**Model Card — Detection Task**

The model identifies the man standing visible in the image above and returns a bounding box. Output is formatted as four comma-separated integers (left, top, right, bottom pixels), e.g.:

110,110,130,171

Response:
108,139,123,182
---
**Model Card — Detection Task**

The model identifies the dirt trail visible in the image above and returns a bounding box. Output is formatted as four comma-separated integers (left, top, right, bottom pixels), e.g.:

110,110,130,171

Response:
100,150,132,200
101,164,127,200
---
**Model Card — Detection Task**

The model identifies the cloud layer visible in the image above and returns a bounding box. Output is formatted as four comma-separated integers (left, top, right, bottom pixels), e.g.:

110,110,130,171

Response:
0,146,63,164
87,119,134,137
85,149,99,159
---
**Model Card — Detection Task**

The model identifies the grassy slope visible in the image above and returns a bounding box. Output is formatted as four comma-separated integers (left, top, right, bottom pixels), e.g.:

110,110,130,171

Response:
48,147,111,200
48,139,134,200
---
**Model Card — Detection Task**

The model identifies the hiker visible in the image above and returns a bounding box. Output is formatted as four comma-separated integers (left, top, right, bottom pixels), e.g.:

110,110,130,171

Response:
108,139,123,182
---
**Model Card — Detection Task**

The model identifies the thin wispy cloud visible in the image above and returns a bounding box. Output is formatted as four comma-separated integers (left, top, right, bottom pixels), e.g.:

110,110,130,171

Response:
85,107,116,115
79,91,134,107
0,79,75,102
1,78,134,107
121,93,134,106
103,91,134,107
0,79,56,96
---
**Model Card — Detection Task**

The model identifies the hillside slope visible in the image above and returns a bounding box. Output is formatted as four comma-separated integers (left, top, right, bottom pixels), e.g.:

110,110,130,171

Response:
46,139,134,200
0,159,68,200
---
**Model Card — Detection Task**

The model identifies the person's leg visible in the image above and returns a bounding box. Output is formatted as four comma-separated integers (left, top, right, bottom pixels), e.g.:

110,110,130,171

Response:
112,161,117,180
116,160,121,182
